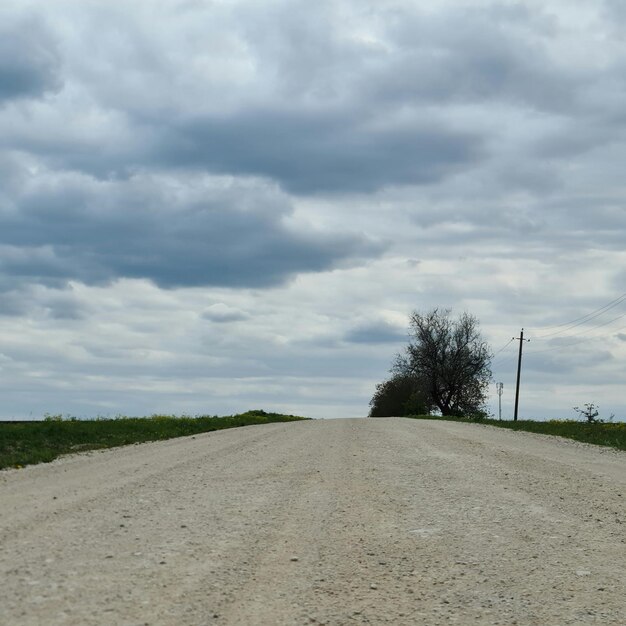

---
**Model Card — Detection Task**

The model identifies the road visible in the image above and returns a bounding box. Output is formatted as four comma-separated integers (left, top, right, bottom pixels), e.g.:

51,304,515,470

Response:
1,418,625,625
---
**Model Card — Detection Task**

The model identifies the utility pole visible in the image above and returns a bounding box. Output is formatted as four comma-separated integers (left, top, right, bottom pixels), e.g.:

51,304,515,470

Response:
513,329,530,421
496,382,503,421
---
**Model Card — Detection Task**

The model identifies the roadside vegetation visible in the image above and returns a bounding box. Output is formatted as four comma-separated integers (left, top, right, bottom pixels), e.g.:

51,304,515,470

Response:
0,410,308,470
404,414,626,451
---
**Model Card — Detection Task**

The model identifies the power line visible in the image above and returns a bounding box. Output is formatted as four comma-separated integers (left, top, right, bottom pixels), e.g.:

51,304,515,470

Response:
531,310,626,342
491,339,521,371
492,349,519,369
525,322,626,356
492,352,521,368
554,311,626,338
529,292,626,331
528,293,626,338
492,337,515,358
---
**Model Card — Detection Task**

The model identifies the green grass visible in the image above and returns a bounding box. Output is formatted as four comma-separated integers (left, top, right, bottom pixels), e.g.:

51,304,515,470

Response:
404,414,626,451
0,410,309,470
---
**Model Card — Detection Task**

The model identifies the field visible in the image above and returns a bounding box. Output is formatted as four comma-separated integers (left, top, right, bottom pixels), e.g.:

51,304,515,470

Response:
405,414,626,451
0,410,308,470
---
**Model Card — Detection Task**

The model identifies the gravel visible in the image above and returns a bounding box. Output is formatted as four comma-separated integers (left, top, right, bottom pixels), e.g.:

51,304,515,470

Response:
1,417,625,625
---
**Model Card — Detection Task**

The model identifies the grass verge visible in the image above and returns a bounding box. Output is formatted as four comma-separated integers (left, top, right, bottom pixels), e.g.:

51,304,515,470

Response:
0,410,309,470
403,415,626,451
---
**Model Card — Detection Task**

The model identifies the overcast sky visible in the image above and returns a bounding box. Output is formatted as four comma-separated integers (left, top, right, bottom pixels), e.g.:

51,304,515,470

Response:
1,0,624,420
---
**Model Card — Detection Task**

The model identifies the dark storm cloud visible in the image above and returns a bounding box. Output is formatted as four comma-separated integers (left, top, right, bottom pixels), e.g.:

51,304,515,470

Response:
155,109,482,195
0,17,62,102
0,173,383,290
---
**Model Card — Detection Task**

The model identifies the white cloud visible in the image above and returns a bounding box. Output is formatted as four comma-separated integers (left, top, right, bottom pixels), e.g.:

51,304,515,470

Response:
202,304,249,323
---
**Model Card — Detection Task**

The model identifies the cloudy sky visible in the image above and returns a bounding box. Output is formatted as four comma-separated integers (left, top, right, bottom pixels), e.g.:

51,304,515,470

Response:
1,0,625,420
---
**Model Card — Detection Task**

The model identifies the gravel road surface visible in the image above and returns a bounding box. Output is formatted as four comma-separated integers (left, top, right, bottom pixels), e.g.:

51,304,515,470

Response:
1,418,625,625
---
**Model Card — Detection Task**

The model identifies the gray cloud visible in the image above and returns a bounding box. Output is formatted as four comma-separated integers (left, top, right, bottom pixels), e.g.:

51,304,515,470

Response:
345,320,407,345
40,291,86,320
0,17,62,103
0,171,383,290
154,109,482,195
603,0,626,23
0,282,88,319
365,5,580,113
0,290,28,316
1,1,619,201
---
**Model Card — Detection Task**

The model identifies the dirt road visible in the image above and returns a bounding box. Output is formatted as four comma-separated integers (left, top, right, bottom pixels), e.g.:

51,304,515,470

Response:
1,418,625,625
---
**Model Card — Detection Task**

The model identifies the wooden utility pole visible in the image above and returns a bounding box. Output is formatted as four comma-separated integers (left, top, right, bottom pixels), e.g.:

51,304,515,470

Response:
513,329,529,421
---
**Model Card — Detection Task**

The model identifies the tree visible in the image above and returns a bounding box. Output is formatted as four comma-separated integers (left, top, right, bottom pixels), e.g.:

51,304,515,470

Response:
369,374,433,417
391,309,492,417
